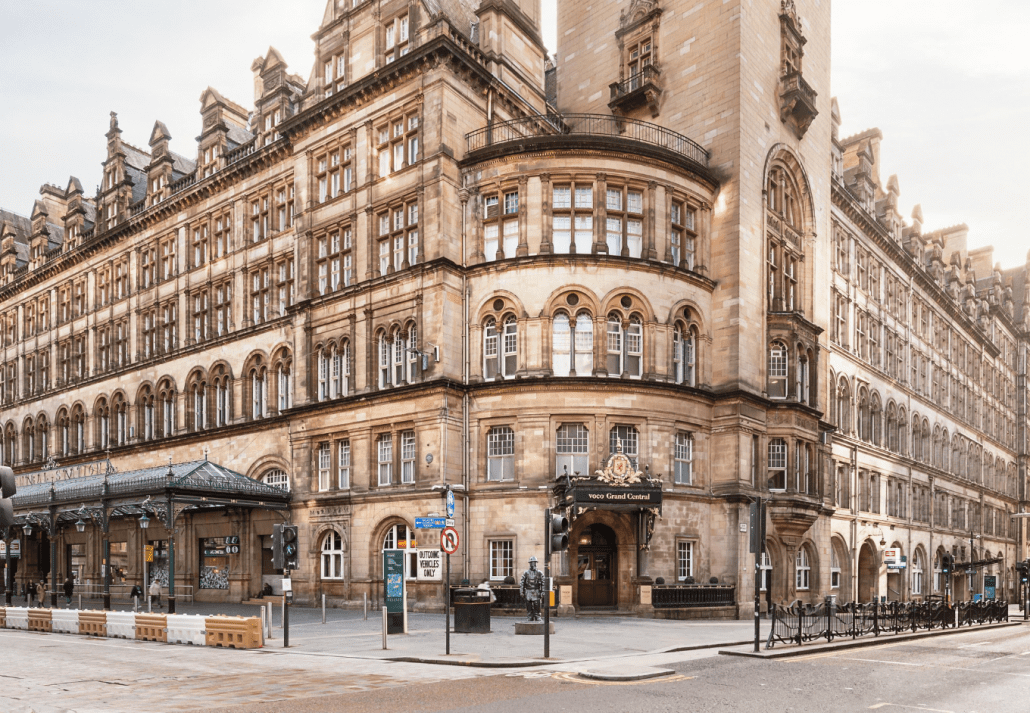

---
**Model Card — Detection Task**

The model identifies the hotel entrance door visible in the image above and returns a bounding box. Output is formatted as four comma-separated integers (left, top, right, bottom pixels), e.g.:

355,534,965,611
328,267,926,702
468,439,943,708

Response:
576,524,616,608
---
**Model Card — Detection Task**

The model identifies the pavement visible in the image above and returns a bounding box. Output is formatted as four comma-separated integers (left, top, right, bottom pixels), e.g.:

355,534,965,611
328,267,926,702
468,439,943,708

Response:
5,595,1025,666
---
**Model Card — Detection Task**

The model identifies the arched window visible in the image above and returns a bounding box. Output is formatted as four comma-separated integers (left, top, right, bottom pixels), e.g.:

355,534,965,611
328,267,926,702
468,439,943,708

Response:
273,348,293,413
158,379,175,438
56,408,70,457
72,405,85,453
262,468,289,491
921,419,930,464
552,312,594,377
320,342,349,400
215,364,235,426
912,550,924,595
377,331,391,388
830,547,841,589
672,324,697,386
320,531,344,580
382,523,417,580
37,415,49,461
191,378,207,432
857,388,869,441
406,324,420,384
897,407,907,455
317,347,330,401
113,394,128,446
484,317,518,381
768,342,788,398
886,403,898,452
796,348,810,404
391,327,406,386
606,313,642,378
249,364,268,420
795,547,811,591
95,399,109,451
836,379,851,434
3,423,15,465
23,418,35,461
870,393,882,446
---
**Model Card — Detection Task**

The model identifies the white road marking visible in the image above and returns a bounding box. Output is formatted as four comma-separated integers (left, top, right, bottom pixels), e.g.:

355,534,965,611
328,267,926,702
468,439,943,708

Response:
868,704,953,712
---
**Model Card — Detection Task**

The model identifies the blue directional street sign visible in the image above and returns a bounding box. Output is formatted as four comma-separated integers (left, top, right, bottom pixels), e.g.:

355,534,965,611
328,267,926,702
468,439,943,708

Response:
415,517,446,529
446,490,455,519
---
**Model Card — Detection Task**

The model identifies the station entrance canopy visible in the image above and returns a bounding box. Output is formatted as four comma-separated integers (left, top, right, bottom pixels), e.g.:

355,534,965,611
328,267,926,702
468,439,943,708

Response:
6,458,290,532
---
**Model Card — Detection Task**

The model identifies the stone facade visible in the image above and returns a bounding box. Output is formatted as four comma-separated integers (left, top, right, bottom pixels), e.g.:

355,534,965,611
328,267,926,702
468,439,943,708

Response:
0,0,1026,615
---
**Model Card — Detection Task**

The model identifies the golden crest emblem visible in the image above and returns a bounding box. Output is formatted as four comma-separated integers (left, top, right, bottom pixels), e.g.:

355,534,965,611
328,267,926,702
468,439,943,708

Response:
594,439,643,486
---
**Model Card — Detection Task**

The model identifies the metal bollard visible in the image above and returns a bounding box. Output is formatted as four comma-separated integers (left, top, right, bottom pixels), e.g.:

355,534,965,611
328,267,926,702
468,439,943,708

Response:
322,593,326,624
281,597,285,630
134,595,139,613
382,606,388,650
266,601,273,639
363,593,368,621
260,607,267,645
78,594,81,610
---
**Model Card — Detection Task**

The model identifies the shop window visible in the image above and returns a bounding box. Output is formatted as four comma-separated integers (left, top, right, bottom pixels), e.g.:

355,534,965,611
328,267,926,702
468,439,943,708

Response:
199,537,232,589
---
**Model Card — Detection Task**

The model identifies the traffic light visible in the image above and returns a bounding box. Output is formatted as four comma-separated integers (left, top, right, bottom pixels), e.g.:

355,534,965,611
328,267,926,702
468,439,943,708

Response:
941,552,953,575
272,524,300,571
1016,560,1029,584
550,514,570,552
0,466,16,530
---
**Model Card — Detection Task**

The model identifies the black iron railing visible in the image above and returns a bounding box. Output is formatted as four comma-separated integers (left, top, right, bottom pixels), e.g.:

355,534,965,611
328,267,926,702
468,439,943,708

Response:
610,65,661,100
466,113,709,168
452,585,560,610
766,599,1009,649
652,584,736,608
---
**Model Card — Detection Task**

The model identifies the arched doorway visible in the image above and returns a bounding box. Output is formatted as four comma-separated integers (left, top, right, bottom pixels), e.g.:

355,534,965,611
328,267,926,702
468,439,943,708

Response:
857,542,878,603
576,524,617,608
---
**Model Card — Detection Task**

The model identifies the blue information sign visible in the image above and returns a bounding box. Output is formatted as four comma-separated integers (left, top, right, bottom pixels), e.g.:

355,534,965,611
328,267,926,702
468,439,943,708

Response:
383,549,405,614
415,517,446,530
446,490,455,519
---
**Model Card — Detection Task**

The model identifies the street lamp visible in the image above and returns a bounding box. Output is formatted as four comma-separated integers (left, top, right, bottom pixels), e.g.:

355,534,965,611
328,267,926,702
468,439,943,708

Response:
969,531,980,599
75,517,86,533
138,512,150,530
23,522,32,537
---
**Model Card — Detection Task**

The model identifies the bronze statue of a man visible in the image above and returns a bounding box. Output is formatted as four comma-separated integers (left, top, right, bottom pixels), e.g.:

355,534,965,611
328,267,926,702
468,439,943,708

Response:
520,556,545,621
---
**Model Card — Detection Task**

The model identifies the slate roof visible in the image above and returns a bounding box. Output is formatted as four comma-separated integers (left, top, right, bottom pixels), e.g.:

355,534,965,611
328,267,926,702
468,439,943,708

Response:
426,0,479,34
226,124,255,150
0,209,32,240
170,151,197,176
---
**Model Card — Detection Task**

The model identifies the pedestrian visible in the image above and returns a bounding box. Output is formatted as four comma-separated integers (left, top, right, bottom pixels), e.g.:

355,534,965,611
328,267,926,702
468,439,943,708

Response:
63,575,74,607
477,578,496,603
149,579,162,610
130,583,143,611
36,580,47,608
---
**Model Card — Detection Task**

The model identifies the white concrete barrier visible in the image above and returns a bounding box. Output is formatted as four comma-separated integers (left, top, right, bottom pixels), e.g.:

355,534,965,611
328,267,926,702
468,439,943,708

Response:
106,611,136,639
166,614,206,646
6,607,29,630
51,609,79,634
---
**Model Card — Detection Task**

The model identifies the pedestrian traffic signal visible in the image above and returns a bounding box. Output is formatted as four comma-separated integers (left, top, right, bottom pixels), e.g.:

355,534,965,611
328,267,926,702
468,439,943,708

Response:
281,524,300,570
1017,560,1029,583
550,514,570,552
0,466,16,530
941,553,953,575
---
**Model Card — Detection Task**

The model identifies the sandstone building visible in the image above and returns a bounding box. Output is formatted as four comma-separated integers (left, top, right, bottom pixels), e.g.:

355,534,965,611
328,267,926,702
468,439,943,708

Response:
1,0,1026,615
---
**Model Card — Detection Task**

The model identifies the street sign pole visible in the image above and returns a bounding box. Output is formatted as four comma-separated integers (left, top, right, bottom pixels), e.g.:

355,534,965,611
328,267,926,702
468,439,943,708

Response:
283,569,290,648
445,552,451,656
749,498,766,653
544,509,550,659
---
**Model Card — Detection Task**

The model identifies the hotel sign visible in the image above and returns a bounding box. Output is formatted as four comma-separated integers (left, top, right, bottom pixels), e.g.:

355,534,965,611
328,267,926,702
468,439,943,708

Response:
16,461,113,488
572,486,662,506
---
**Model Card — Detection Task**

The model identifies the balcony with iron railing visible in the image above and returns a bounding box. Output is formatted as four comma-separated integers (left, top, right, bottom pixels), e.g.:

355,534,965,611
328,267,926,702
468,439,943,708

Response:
465,111,709,171
609,65,663,117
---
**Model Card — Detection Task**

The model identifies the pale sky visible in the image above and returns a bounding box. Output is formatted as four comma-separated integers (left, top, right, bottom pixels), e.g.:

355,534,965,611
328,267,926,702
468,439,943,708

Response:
1,1,1026,269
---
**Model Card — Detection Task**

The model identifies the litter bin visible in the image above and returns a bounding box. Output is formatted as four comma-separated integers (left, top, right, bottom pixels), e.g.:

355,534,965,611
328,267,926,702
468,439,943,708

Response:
452,588,491,633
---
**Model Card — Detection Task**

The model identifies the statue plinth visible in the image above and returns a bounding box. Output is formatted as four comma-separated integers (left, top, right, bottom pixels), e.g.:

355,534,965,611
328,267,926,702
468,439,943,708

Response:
515,621,555,635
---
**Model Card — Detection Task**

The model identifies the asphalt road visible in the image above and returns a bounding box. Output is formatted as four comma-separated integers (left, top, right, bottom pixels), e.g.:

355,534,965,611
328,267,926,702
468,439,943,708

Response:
2,623,1028,712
